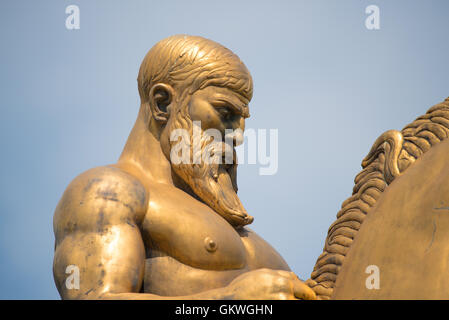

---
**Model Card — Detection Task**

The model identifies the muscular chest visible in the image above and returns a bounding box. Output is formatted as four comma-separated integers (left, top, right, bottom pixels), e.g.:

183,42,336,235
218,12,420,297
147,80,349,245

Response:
141,191,247,270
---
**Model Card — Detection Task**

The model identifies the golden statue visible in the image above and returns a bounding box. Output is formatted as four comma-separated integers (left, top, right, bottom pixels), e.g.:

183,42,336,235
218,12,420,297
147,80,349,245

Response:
308,97,449,299
53,35,316,300
53,34,449,300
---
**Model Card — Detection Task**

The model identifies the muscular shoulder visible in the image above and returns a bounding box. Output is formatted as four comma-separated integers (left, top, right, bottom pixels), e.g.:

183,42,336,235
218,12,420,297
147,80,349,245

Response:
54,166,148,243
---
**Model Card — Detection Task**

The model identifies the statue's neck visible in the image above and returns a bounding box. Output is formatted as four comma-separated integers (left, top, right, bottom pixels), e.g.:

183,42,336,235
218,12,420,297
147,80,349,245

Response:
118,106,174,185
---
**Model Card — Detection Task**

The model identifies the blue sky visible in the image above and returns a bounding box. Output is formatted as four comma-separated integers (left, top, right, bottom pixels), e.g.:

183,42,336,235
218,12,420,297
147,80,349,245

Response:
1,0,448,299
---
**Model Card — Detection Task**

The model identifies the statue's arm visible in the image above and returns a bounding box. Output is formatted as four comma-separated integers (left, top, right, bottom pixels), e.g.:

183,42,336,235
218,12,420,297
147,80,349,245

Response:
52,166,316,300
52,166,232,300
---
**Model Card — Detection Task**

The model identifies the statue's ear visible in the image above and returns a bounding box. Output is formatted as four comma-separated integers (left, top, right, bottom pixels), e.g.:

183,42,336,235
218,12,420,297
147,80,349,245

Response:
148,83,175,123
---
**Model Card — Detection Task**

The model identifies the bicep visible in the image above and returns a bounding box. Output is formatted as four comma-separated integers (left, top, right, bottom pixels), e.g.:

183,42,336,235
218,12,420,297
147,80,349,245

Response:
53,222,145,299
52,166,148,299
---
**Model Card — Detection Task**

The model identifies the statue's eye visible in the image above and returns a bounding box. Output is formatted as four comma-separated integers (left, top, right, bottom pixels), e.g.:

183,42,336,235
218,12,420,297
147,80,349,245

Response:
216,107,232,120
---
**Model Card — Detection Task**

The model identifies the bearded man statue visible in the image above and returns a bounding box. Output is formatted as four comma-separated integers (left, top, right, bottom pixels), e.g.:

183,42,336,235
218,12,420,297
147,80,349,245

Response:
52,35,317,300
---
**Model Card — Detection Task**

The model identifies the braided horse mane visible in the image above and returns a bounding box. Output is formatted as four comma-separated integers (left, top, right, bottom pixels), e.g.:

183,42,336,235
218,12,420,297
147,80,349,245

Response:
306,97,449,299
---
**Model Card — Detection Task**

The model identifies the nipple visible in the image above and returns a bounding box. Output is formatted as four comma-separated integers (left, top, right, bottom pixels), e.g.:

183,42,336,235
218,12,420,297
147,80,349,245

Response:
204,236,218,253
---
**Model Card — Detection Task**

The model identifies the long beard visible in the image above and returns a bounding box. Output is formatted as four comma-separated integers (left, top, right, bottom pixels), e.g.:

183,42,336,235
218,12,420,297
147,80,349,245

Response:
167,109,253,227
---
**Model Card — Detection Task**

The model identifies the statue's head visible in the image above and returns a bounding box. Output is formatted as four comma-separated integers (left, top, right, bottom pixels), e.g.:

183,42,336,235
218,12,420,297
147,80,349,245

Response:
137,35,254,227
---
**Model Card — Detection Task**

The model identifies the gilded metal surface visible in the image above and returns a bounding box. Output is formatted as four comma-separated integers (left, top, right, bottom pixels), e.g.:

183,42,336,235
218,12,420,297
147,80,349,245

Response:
53,33,449,300
333,136,449,299
53,35,316,300
308,98,449,299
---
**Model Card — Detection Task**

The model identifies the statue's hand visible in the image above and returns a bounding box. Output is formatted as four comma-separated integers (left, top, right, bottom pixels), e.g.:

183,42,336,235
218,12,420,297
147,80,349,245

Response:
225,268,317,300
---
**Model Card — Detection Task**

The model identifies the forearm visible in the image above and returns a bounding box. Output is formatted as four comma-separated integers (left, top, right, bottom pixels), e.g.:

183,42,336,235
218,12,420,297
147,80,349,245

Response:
89,287,232,300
